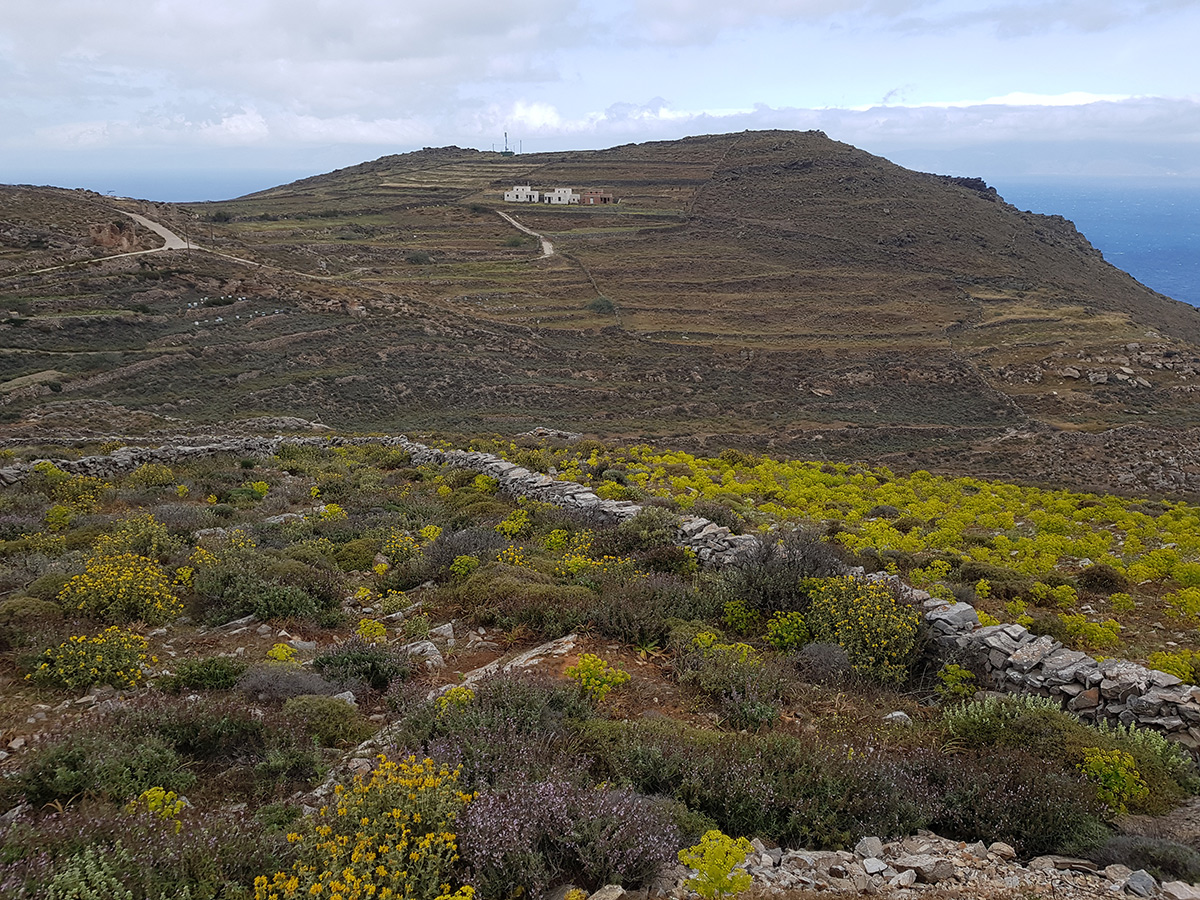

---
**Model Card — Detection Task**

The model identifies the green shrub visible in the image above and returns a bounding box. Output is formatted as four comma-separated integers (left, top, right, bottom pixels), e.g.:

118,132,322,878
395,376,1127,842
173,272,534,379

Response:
313,636,412,691
764,611,810,652
19,732,195,806
615,506,679,550
45,843,135,900
334,537,379,572
0,595,63,630
1079,747,1149,815
25,572,71,601
935,663,977,702
282,694,374,747
1093,835,1200,884
159,656,250,693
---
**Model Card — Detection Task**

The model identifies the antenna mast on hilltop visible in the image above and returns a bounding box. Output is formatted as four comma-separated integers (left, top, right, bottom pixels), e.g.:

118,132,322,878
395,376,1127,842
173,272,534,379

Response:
501,131,515,157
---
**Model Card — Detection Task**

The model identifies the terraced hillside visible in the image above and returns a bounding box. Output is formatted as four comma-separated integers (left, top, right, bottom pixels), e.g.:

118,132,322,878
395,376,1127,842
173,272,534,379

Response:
2,131,1199,492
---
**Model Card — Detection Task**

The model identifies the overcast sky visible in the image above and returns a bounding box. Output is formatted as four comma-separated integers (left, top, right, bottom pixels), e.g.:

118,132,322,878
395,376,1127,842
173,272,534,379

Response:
2,0,1199,199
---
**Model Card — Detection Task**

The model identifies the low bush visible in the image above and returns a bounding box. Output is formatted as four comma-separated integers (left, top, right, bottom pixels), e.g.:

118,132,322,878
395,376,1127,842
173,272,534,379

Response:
443,565,595,637
18,731,195,806
159,656,250,693
282,694,374,747
715,528,841,617
1092,835,1200,884
461,778,679,900
792,642,852,685
1077,563,1131,596
237,667,341,704
313,636,412,692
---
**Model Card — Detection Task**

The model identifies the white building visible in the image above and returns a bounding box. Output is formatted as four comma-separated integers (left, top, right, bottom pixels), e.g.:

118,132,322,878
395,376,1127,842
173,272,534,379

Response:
504,185,539,203
542,188,580,205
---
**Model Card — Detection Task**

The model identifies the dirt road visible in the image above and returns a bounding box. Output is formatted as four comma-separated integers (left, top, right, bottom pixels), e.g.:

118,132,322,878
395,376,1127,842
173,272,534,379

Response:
496,210,554,258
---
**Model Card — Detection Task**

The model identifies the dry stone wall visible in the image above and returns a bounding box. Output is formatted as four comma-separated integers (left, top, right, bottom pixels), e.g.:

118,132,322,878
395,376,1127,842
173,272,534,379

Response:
2,433,1196,751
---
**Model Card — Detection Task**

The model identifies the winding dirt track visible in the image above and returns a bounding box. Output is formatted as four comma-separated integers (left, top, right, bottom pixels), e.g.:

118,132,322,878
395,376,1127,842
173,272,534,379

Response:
496,210,554,258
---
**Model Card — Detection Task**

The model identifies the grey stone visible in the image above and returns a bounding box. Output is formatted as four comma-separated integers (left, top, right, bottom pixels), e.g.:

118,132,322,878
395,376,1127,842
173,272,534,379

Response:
403,640,445,669
588,885,627,900
882,711,913,726
1125,869,1158,897
889,869,917,887
1009,635,1059,672
333,691,357,707
892,854,954,883
926,602,980,631
862,858,889,875
854,836,884,859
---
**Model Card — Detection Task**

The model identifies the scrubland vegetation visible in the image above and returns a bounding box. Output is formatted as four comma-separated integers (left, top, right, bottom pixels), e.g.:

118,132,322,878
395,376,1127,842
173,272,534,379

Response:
0,437,1198,898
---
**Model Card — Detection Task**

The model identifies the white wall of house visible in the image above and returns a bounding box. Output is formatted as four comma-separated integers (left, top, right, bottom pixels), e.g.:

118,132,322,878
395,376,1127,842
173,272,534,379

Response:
504,185,539,202
542,188,579,205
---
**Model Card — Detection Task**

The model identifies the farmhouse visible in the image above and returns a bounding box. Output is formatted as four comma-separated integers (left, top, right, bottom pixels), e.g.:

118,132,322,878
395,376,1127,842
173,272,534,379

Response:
580,190,614,205
541,188,579,205
503,185,539,203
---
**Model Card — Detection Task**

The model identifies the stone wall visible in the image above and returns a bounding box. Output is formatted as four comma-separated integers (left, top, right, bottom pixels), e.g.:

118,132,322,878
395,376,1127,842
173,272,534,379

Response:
3,433,1197,751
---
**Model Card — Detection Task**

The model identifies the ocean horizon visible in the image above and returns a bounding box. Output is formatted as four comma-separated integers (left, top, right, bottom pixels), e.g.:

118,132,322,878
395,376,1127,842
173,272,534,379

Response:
991,175,1200,309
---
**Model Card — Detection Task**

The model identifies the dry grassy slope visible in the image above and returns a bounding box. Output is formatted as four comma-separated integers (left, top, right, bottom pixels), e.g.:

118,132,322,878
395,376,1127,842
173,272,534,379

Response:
2,130,1200,490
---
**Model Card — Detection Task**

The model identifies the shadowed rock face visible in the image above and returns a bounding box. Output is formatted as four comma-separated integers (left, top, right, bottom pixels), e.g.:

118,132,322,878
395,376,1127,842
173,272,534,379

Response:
89,220,141,251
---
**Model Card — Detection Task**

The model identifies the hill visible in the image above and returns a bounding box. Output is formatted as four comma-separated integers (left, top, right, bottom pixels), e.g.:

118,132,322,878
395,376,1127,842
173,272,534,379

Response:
1,130,1199,494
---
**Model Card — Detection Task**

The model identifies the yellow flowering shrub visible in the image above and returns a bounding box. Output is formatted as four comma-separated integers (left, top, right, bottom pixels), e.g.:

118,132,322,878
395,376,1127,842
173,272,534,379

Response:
678,830,753,899
356,618,388,644
1059,613,1121,650
383,531,421,563
254,754,474,900
435,686,475,715
1148,648,1198,683
565,653,630,703
494,509,529,538
59,552,182,624
125,786,187,833
419,525,443,544
496,545,527,568
1079,747,1149,816
128,463,176,488
317,503,348,522
29,626,150,690
805,577,919,682
381,590,409,615
267,643,299,666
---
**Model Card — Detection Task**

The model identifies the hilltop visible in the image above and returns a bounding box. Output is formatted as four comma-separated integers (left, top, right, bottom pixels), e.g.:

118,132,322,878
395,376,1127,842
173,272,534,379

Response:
1,130,1199,495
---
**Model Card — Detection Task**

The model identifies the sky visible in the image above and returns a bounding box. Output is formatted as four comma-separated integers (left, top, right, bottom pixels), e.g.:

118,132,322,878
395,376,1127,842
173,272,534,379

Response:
1,0,1199,200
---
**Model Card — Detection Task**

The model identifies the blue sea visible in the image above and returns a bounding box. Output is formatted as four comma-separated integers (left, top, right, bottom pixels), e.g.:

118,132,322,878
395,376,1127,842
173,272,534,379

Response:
990,177,1200,308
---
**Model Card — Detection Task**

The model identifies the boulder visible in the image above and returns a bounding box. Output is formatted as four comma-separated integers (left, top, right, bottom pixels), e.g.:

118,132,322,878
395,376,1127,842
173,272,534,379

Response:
1126,869,1159,898
892,854,954,883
